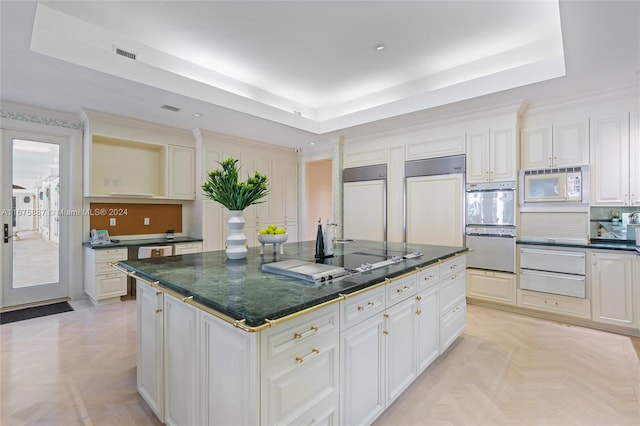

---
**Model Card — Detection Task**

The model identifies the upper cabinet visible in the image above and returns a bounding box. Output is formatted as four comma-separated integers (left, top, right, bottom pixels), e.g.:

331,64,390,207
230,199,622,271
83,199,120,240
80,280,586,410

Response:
466,127,517,183
168,145,196,200
590,112,638,206
521,121,588,169
83,110,195,200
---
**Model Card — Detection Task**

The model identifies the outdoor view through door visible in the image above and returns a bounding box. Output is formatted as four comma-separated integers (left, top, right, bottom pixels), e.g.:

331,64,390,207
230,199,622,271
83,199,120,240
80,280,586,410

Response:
10,139,60,294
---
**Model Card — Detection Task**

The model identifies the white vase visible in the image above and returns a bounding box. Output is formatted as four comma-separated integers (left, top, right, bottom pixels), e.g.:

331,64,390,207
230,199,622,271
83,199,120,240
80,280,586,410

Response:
226,210,248,260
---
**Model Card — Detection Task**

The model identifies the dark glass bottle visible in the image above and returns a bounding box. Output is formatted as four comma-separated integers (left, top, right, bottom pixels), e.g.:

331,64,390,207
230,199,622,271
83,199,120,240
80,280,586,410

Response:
314,218,324,258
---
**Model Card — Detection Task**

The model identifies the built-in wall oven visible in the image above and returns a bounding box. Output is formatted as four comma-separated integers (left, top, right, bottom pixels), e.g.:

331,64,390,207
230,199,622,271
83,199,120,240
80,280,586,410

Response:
465,181,516,273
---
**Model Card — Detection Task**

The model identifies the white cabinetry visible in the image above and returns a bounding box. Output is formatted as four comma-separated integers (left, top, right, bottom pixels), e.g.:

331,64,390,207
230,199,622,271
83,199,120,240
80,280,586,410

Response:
590,112,639,206
384,280,417,406
261,304,339,426
83,247,127,305
163,294,199,426
339,286,386,426
173,242,203,255
466,269,516,305
136,280,164,422
591,251,638,329
439,257,467,352
168,145,195,199
200,311,259,426
521,121,588,169
466,127,517,183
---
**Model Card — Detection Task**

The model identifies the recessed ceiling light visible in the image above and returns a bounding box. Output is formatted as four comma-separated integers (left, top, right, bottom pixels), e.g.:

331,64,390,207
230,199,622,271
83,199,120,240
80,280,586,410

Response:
309,142,316,145
193,113,202,117
374,44,386,52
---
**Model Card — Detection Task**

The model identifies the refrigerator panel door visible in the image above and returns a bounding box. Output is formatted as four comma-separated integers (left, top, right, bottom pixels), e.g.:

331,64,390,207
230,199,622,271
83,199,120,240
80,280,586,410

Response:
343,180,386,241
406,174,464,247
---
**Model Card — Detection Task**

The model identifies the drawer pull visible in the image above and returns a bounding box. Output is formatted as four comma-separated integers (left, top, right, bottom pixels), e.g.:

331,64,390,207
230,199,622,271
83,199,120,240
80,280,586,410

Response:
383,330,389,335
424,275,435,281
543,300,559,306
155,308,162,314
416,309,422,315
416,295,422,301
357,302,375,311
396,285,411,294
295,348,319,364
155,291,162,296
294,326,318,340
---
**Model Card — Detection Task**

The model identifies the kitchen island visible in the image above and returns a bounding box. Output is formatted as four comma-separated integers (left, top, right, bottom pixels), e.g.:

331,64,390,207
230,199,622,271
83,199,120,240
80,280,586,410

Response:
116,240,468,426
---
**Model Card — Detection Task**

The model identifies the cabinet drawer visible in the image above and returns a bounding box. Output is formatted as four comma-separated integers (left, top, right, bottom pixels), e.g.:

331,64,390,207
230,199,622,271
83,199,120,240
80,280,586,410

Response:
439,256,466,279
517,289,591,319
386,274,417,305
94,248,128,262
287,394,337,426
440,272,466,315
520,248,586,275
96,261,124,275
340,286,385,330
416,264,440,292
262,304,339,363
520,269,585,298
174,242,203,255
440,301,466,352
262,338,338,425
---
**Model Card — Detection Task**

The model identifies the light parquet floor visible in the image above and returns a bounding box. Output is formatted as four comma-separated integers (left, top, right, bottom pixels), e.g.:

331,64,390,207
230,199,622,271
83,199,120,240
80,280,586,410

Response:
1,301,639,426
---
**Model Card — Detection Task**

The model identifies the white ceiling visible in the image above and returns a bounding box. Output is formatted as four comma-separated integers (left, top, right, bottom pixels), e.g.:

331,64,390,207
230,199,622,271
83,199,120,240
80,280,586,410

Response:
1,1,639,149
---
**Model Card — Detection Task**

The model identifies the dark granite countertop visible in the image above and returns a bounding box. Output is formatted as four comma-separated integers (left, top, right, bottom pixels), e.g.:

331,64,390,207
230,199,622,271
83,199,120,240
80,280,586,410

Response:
83,236,203,250
517,239,640,253
116,240,467,328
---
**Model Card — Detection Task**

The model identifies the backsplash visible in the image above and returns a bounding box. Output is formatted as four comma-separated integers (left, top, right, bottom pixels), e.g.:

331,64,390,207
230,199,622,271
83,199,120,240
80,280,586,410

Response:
590,206,640,240
89,203,182,236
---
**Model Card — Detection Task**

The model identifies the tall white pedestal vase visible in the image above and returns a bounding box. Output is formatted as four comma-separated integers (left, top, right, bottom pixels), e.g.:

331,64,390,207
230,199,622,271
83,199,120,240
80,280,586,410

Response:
226,210,248,260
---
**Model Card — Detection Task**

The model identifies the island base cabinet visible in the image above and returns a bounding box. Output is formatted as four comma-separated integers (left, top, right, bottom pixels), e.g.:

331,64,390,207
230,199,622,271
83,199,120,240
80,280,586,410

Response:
164,294,199,426
200,313,259,426
136,280,164,422
415,286,440,374
385,296,417,406
260,304,340,426
261,339,339,425
340,315,385,426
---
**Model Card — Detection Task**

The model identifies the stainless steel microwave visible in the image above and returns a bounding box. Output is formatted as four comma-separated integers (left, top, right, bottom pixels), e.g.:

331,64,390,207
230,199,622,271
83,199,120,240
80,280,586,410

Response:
519,166,589,205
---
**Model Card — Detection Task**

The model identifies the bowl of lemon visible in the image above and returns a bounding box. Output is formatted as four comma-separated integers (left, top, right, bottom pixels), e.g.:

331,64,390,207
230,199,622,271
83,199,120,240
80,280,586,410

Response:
257,224,288,244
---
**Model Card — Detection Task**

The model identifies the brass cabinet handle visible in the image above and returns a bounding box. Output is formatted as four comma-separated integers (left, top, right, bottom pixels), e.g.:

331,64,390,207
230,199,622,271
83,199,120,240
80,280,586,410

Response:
295,348,319,364
357,302,375,311
294,326,318,340
383,330,389,335
396,285,411,294
155,308,162,314
416,309,422,315
416,295,422,301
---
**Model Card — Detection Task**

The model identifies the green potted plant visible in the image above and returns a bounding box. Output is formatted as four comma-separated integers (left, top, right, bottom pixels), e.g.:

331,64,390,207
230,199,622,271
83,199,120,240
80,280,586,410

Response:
202,158,269,259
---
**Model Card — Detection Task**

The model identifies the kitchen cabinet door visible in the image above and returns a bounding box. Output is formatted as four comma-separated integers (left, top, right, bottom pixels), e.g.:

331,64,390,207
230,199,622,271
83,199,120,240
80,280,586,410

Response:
553,121,589,167
168,145,195,199
415,286,440,374
406,174,464,246
490,127,517,182
384,296,417,406
521,127,552,170
200,311,259,426
630,111,640,206
136,280,164,422
340,314,385,426
591,251,638,329
164,294,200,426
466,269,516,305
590,113,630,205
465,130,490,183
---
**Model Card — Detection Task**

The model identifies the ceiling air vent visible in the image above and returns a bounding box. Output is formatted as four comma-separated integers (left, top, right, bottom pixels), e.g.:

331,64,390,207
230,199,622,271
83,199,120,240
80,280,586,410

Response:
115,47,137,60
161,105,181,112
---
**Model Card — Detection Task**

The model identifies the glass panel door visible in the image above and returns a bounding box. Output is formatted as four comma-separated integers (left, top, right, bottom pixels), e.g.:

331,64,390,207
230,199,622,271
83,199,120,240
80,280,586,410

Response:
2,134,68,306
